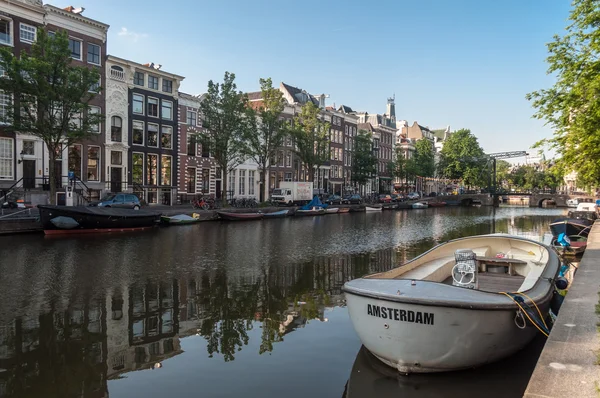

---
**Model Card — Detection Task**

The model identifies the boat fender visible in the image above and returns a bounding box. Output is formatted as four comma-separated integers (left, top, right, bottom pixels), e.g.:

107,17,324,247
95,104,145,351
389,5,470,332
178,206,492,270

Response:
555,277,569,290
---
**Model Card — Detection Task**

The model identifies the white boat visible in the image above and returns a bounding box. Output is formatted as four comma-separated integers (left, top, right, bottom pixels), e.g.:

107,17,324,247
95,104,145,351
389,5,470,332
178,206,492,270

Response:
365,206,382,212
325,208,340,214
411,202,429,209
576,202,597,213
343,234,560,373
566,198,579,208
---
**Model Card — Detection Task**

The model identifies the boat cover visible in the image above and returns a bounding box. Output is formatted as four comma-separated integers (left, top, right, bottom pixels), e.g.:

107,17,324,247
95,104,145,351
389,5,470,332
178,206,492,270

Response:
301,196,328,210
550,218,593,238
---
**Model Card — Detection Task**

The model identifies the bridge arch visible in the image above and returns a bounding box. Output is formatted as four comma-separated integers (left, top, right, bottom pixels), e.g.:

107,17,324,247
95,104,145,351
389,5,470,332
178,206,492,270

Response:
461,198,473,206
537,198,554,208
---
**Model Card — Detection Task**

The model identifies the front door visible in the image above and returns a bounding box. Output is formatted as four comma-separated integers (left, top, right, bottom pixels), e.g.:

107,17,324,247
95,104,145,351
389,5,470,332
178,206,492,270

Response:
54,160,62,188
215,180,222,199
111,167,122,193
22,160,35,189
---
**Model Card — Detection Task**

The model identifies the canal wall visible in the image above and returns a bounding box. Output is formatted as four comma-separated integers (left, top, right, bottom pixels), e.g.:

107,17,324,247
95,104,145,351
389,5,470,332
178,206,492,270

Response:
523,221,600,398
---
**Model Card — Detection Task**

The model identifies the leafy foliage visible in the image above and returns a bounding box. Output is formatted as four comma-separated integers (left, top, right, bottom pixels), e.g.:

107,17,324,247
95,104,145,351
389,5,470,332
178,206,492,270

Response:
288,102,330,183
351,129,377,191
526,0,600,186
412,139,435,178
438,129,487,187
243,78,287,202
0,29,102,203
199,72,250,204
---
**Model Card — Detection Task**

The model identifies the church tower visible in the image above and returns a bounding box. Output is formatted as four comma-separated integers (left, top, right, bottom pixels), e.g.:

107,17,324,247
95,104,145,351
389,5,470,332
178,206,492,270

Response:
386,95,396,128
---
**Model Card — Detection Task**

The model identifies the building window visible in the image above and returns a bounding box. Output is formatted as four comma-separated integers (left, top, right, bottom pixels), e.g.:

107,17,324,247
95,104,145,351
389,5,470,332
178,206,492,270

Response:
162,79,172,93
87,146,99,181
161,155,171,186
22,140,34,156
187,167,196,193
187,135,196,156
68,38,81,60
134,72,144,86
111,116,122,142
89,76,100,93
285,151,291,167
111,151,122,165
132,121,144,145
248,170,255,195
186,110,197,126
68,144,81,179
132,94,144,114
89,106,100,133
239,170,245,195
87,43,100,65
0,91,10,123
277,151,283,167
0,19,12,46
132,153,143,184
201,142,209,158
161,100,172,120
285,172,292,182
202,168,210,193
19,23,36,44
147,124,158,147
161,126,172,149
148,75,158,90
147,154,158,185
147,97,158,117
229,172,235,198
0,138,13,180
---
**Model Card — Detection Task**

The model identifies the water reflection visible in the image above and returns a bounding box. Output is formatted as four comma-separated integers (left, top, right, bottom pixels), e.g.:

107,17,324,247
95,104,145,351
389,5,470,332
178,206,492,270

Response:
0,207,565,397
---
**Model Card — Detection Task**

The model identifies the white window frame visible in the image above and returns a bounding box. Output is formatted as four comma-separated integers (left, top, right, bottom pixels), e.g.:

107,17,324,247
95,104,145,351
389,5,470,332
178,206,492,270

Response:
133,71,144,86
148,75,159,90
132,120,144,146
161,100,173,121
87,145,100,182
88,76,101,93
187,135,196,157
0,137,14,180
147,97,159,118
68,37,82,61
186,109,197,126
147,123,159,148
132,152,145,184
0,90,11,125
132,94,144,115
19,23,36,44
0,18,13,47
249,170,255,195
161,125,172,149
160,154,172,186
87,43,101,66
89,106,101,133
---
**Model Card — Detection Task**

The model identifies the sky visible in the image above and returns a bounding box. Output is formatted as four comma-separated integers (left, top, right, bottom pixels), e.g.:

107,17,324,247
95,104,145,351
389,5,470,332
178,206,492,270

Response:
50,0,572,157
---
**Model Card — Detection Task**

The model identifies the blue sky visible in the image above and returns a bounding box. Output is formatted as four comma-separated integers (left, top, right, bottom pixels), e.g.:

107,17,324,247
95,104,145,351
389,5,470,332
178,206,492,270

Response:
52,0,571,155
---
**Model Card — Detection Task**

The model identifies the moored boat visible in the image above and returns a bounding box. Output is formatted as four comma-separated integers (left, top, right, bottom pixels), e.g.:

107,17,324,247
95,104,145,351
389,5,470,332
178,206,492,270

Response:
262,209,289,218
411,202,428,209
160,214,200,225
566,198,579,208
428,201,446,207
38,205,160,234
338,207,351,213
217,211,264,221
295,207,326,216
365,206,382,212
325,208,340,214
343,234,560,373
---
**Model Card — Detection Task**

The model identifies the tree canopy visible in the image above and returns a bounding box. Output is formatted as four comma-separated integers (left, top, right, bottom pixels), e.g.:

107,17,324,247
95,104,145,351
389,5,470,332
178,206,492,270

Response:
438,128,487,187
412,138,435,178
526,0,600,187
199,72,250,204
351,129,377,193
0,29,102,203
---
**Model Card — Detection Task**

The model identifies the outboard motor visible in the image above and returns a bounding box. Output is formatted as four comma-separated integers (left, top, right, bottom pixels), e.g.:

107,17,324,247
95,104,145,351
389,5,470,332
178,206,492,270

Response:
452,249,479,289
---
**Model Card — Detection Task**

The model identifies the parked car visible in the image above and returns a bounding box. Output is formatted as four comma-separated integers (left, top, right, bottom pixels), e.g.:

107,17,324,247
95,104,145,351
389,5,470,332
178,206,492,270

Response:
91,193,141,210
344,194,363,204
325,194,343,205
390,194,400,202
407,192,420,200
378,194,392,203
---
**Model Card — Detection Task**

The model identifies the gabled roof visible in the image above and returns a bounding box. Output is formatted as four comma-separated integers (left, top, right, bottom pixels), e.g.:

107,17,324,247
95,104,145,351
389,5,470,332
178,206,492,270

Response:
338,105,354,113
280,82,319,106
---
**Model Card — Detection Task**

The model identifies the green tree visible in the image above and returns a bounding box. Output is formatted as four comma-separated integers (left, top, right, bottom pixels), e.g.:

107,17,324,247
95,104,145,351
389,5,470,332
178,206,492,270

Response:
289,102,330,184
495,160,511,188
243,78,287,202
351,130,377,194
526,0,600,187
200,72,250,205
412,139,435,178
438,128,487,187
0,29,102,204
388,146,406,191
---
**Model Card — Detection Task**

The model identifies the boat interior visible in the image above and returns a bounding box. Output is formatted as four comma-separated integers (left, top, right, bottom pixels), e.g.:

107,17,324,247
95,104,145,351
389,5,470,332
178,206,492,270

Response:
365,236,550,294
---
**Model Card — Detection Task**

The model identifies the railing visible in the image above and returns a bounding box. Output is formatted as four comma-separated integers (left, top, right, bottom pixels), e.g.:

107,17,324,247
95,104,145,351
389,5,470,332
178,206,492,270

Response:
0,178,23,203
109,68,126,82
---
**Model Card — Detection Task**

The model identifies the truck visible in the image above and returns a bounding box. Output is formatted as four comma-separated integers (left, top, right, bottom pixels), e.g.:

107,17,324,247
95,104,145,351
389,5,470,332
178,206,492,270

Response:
270,182,314,206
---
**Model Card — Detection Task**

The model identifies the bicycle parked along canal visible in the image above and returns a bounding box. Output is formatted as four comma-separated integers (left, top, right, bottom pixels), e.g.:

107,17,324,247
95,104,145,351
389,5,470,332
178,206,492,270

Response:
191,196,221,210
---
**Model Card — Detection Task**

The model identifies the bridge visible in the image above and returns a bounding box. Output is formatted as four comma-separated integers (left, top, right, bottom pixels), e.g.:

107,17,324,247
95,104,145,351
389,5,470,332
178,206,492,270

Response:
426,193,595,207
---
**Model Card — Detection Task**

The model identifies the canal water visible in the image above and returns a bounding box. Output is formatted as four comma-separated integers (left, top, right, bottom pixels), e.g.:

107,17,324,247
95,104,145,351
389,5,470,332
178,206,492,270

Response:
0,206,565,398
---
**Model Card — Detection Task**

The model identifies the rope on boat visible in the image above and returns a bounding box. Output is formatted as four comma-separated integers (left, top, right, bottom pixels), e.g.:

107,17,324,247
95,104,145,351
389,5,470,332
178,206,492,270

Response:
501,292,550,337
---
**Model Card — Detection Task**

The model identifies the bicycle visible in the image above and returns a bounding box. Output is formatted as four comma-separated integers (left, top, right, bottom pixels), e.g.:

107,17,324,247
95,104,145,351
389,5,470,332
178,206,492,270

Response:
191,196,210,210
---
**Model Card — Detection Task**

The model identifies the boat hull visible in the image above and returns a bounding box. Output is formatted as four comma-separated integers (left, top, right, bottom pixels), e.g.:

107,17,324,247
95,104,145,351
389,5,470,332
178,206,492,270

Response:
338,208,350,213
411,203,428,209
345,292,540,373
38,205,160,234
294,210,325,216
365,206,382,212
263,210,289,218
160,215,200,225
217,211,263,221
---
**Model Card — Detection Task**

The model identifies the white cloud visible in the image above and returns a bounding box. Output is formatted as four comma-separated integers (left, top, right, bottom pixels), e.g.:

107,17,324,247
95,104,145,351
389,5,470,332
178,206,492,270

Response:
117,27,148,42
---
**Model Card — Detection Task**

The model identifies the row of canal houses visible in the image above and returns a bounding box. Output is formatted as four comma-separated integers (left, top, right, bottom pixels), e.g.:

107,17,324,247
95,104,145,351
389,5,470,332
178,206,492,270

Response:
0,0,450,206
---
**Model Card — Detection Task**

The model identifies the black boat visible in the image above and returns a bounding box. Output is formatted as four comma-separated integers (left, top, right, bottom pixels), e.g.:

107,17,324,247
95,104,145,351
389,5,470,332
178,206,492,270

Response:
567,210,598,222
38,205,161,235
549,217,593,238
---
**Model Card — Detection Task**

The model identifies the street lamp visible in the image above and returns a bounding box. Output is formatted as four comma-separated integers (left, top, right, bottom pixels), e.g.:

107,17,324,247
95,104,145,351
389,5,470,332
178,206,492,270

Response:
18,150,25,164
